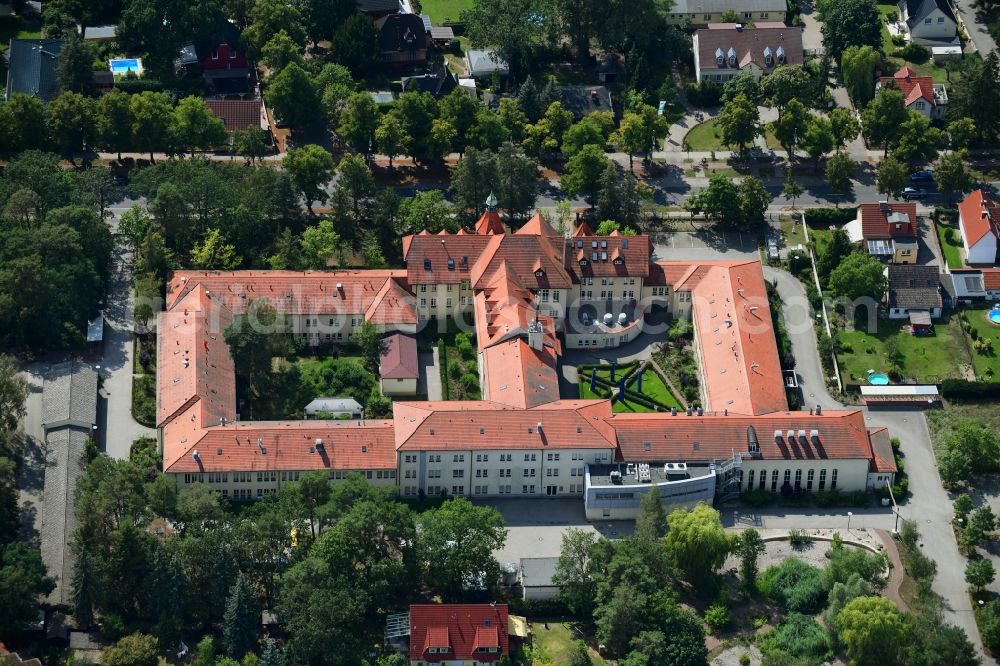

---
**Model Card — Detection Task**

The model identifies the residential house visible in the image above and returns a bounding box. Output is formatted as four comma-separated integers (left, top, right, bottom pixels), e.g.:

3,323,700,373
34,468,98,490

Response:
665,0,788,26
958,190,999,265
886,264,943,320
376,13,428,68
380,332,419,396
180,22,251,94
401,63,458,97
877,67,947,119
897,0,959,45
408,604,509,666
465,48,509,80
5,39,63,102
844,202,919,264
556,85,613,119
693,23,804,83
946,269,989,302
204,99,266,134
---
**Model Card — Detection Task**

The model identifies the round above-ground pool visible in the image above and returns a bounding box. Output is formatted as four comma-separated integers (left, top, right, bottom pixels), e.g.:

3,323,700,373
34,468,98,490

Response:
989,308,1000,325
867,373,890,385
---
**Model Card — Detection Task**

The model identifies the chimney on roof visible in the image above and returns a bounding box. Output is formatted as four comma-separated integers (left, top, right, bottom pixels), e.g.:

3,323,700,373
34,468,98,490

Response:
774,429,782,442
192,450,200,461
816,404,822,415
810,429,819,442
536,422,543,433
527,319,544,351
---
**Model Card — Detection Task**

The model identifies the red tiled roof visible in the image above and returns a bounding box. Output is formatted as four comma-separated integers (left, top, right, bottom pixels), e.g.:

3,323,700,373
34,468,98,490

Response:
517,213,560,237
409,604,509,662
573,222,594,236
959,190,999,247
163,419,398,474
610,410,875,462
473,261,559,353
482,339,560,409
392,400,616,451
156,285,235,429
380,332,419,380
166,269,408,318
981,268,1000,290
471,234,573,290
857,202,918,239
403,232,492,285
868,427,897,474
646,261,693,287
880,67,936,107
475,210,505,235
687,261,787,415
365,277,417,326
564,235,651,280
204,99,262,132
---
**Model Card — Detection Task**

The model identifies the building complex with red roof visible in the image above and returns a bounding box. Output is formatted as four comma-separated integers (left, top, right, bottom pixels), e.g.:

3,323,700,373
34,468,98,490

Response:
156,198,895,514
408,604,509,665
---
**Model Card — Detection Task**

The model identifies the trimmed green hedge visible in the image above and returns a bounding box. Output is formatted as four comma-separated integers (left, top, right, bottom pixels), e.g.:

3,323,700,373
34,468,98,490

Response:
940,379,1000,400
804,208,855,228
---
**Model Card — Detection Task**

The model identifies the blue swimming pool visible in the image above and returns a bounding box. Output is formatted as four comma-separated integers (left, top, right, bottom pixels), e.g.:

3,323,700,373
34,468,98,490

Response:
109,58,142,75
868,373,890,385
989,308,1000,325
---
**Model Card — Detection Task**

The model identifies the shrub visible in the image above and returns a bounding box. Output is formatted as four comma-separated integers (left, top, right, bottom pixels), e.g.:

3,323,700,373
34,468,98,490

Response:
760,558,827,613
850,490,868,507
739,653,751,666
761,613,831,660
788,529,813,547
895,42,930,63
978,599,1000,651
704,604,730,632
805,207,856,228
686,80,722,107
975,337,993,355
814,489,845,507
103,613,126,641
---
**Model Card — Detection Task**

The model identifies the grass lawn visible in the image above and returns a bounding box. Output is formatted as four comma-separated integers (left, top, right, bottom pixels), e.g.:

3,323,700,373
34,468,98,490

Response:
763,124,782,151
837,317,970,384
420,0,473,23
579,380,655,412
807,226,835,255
927,402,1000,460
936,221,965,269
683,119,728,151
530,622,608,665
580,364,683,410
961,308,1000,380
780,215,807,249
634,369,683,409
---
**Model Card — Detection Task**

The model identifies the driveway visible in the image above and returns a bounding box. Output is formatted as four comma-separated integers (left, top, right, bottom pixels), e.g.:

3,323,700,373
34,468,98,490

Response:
862,406,984,657
953,0,998,55
17,367,47,547
418,349,442,400
100,204,157,459
798,0,824,53
762,267,843,410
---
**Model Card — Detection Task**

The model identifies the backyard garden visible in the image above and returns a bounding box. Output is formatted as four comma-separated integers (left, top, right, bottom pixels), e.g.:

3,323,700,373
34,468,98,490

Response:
421,319,481,400
936,219,965,270
836,316,971,386
958,307,1000,380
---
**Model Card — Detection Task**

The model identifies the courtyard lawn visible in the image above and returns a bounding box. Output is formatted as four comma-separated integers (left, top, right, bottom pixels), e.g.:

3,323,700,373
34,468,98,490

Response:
935,222,965,269
632,368,684,409
961,308,1000,380
579,380,656,413
530,623,608,665
420,319,481,400
684,119,728,151
420,0,473,23
837,317,970,385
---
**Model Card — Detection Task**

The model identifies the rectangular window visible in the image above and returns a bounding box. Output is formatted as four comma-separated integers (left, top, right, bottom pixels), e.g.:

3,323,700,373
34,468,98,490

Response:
430,298,437,307
831,469,838,489
807,469,814,491
452,485,464,495
771,469,778,492
794,469,802,489
747,469,755,490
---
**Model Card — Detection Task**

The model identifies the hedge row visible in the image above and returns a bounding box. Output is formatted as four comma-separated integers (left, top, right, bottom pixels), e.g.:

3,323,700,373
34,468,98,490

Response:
940,379,1000,400
804,207,856,228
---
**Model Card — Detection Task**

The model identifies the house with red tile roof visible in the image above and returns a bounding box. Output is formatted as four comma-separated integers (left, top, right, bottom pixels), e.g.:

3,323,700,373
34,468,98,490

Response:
844,202,919,263
958,190,1000,265
408,604,509,665
877,67,948,119
156,203,895,512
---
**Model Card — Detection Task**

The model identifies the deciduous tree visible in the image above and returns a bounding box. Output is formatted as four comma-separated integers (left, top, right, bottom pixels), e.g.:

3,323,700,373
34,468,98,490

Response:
876,156,908,200
841,45,880,107
717,93,760,154
663,503,730,587
265,63,320,129
829,252,888,302
561,143,609,207
836,596,911,665
283,145,335,213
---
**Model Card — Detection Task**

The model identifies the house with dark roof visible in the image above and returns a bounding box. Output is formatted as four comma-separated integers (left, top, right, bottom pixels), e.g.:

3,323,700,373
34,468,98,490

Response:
844,202,919,263
887,264,942,320
693,23,803,83
176,22,250,94
401,63,457,97
958,189,999,265
375,13,428,67
5,38,63,102
877,67,947,119
556,85,613,119
898,0,958,45
204,99,266,134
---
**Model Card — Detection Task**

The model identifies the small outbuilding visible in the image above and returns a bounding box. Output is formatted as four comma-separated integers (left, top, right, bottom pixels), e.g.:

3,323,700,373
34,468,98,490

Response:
380,332,419,396
303,397,363,419
519,557,561,600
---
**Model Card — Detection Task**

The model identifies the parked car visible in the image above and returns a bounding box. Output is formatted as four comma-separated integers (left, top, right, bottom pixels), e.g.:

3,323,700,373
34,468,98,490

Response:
910,170,934,182
902,187,927,200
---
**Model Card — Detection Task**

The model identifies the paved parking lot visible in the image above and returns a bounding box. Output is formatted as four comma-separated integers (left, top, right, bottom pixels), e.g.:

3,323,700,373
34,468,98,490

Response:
650,230,760,262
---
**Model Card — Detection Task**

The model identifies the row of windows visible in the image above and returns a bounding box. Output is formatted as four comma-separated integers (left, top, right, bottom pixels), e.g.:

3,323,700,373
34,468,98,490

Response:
746,468,838,492
419,282,471,293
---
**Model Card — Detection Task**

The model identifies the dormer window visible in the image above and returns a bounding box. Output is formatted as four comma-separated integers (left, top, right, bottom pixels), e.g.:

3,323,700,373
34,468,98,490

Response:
727,47,737,68
764,46,773,67
423,258,431,270
579,258,589,266
776,46,785,64
447,258,455,270
715,47,724,67
212,49,219,60
613,257,624,265
535,269,545,277
461,256,468,268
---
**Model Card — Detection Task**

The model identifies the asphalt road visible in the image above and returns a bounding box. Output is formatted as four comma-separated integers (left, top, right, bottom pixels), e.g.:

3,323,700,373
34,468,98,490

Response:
953,0,998,55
